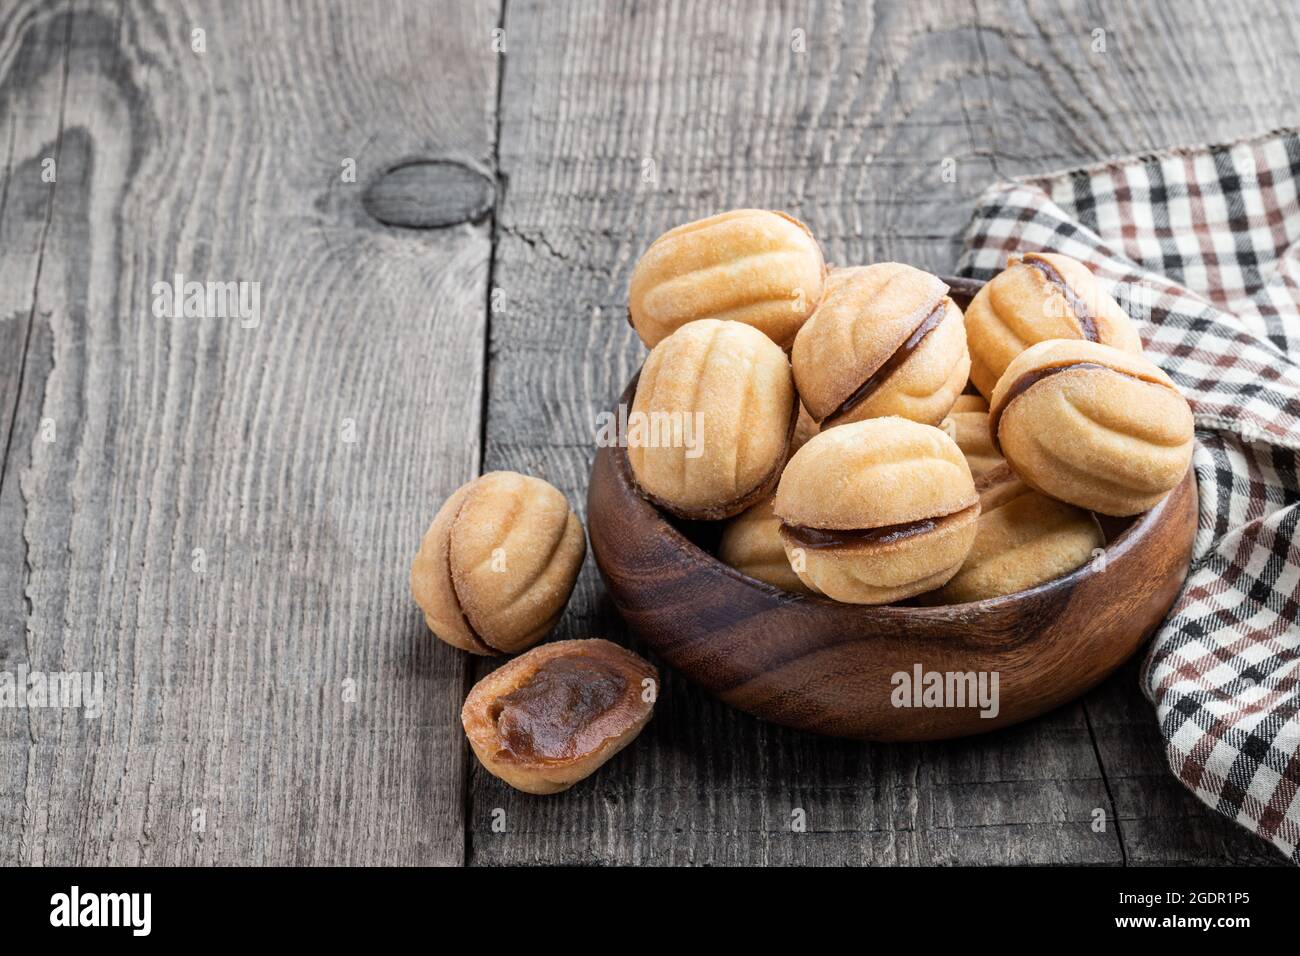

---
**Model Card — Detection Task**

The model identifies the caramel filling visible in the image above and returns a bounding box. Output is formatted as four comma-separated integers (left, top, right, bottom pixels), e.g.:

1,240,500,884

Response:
780,503,977,551
1024,255,1098,341
824,298,948,423
988,361,1169,450
493,656,628,760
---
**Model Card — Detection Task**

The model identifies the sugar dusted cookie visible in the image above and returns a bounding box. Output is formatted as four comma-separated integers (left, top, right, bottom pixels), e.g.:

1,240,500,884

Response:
628,209,826,349
965,253,1143,398
773,417,979,604
411,472,586,655
792,263,970,429
989,339,1194,516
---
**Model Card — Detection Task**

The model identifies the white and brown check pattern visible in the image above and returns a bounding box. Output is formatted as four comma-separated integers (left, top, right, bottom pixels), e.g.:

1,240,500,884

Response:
958,129,1300,863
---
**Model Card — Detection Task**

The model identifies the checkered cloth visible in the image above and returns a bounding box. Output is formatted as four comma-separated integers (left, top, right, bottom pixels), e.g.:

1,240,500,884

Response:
957,128,1300,863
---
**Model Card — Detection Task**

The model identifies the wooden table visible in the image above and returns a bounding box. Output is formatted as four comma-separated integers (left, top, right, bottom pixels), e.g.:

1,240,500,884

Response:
2,0,1296,866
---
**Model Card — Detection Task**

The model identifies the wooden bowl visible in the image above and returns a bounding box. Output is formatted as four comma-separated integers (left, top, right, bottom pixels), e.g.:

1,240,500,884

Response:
587,277,1198,741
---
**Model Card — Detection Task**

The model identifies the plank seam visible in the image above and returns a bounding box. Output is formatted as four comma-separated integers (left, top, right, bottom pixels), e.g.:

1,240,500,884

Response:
463,0,510,869
1081,700,1128,866
10,6,74,868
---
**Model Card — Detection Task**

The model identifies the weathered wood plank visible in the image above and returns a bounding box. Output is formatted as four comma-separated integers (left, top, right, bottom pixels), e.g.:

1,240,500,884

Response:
473,0,1300,865
0,0,500,865
0,0,77,864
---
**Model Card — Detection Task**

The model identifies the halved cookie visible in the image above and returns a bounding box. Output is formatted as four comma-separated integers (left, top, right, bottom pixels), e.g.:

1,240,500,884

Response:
461,639,658,794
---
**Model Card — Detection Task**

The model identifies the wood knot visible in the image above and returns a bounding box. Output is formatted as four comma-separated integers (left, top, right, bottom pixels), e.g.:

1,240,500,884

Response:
363,159,494,228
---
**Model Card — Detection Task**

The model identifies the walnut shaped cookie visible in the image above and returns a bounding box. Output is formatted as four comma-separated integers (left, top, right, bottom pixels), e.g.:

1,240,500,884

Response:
411,472,586,655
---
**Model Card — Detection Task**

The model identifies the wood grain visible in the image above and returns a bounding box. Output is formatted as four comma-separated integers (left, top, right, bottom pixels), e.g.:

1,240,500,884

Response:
0,0,500,865
474,0,1299,865
3,0,1296,867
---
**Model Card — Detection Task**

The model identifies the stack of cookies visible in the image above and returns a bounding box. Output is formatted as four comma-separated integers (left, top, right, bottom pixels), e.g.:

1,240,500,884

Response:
625,209,1194,605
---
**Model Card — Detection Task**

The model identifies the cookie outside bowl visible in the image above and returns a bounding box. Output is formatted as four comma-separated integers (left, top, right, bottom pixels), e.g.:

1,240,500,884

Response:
587,277,1198,741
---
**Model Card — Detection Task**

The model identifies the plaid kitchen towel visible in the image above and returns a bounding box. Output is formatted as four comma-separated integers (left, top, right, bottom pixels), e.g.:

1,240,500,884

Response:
957,128,1300,863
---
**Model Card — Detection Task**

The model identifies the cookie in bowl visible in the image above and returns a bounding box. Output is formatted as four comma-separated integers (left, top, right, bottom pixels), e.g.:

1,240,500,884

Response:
922,465,1104,604
792,263,970,429
964,252,1143,398
772,416,979,604
627,319,797,520
627,209,826,349
791,402,819,454
718,496,813,595
989,339,1194,516
943,393,1003,477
